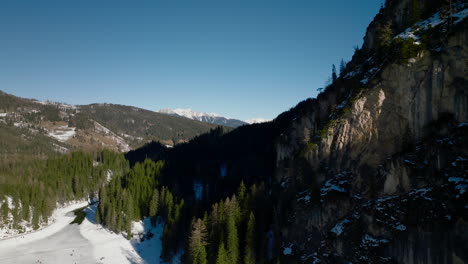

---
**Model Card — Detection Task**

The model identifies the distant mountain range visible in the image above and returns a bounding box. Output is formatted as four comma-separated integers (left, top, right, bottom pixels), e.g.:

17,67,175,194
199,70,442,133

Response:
158,108,249,127
0,90,220,153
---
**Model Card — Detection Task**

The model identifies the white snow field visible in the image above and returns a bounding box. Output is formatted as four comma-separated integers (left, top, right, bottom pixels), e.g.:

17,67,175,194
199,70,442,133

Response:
0,202,174,264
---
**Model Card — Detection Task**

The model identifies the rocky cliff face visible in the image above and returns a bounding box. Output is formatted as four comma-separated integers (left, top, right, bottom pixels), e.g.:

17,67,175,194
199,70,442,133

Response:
274,2,468,263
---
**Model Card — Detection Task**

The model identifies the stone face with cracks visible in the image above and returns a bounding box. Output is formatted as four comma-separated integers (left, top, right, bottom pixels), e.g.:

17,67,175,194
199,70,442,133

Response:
273,8,468,264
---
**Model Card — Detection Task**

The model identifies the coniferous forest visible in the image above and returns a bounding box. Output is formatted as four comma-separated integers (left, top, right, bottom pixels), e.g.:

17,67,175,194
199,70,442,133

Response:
0,150,122,230
1,0,467,263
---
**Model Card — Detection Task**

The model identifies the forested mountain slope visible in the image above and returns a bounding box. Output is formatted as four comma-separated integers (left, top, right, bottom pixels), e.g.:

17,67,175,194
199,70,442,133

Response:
79,104,221,147
1,0,466,263
0,90,220,153
0,91,219,238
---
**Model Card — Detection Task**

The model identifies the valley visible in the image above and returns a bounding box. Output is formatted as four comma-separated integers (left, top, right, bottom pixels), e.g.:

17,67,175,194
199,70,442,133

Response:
1,0,467,263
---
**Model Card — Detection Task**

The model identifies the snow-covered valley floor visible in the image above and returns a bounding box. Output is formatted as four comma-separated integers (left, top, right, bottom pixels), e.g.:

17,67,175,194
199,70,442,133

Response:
0,202,172,264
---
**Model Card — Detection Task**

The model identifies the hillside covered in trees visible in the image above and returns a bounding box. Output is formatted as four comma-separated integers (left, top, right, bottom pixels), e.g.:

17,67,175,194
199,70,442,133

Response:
1,0,467,263
101,0,468,263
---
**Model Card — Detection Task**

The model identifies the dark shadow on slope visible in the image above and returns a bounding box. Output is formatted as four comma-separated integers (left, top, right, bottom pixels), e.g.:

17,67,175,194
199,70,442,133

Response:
126,217,167,264
84,203,98,224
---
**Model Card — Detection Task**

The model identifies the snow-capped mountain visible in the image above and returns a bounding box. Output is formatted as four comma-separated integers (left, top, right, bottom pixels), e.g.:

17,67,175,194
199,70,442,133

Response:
158,108,247,128
246,118,271,124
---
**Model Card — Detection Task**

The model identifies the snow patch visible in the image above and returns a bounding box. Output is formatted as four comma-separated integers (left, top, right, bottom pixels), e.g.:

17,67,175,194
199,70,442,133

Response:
48,126,76,142
396,6,468,42
220,163,227,178
159,108,221,119
330,219,350,236
246,118,271,124
106,169,114,183
321,180,346,197
361,234,390,248
283,244,293,255
193,180,203,201
394,224,407,231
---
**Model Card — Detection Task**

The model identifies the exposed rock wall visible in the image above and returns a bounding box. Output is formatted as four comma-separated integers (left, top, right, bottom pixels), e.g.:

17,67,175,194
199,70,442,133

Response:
273,5,468,264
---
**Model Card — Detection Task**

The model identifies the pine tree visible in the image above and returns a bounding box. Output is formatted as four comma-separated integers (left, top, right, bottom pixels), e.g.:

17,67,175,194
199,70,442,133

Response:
188,218,208,264
31,206,40,229
215,242,229,264
332,64,337,82
226,213,239,264
149,189,159,225
237,181,247,220
1,202,8,223
379,21,393,48
339,59,346,76
244,212,256,264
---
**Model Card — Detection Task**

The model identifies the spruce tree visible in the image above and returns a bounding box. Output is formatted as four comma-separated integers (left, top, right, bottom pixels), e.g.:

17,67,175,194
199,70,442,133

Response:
215,242,229,264
339,59,346,76
226,214,239,264
237,181,247,220
379,21,393,48
149,189,159,225
332,64,337,82
244,212,256,264
188,218,208,264
1,202,8,223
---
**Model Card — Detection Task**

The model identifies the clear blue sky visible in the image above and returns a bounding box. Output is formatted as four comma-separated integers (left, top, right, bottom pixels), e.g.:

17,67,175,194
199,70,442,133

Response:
0,0,383,121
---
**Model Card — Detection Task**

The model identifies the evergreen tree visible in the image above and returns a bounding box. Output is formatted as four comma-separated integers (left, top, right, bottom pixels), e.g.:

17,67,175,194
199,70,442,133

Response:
215,242,229,264
12,198,21,226
244,212,256,264
226,213,239,264
31,206,40,230
339,59,346,76
149,189,159,225
188,218,208,264
1,202,8,223
332,64,337,82
237,181,247,220
379,21,393,48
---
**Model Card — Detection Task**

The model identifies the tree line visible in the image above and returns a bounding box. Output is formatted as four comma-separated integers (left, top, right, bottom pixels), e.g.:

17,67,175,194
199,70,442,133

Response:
0,150,122,230
187,181,274,264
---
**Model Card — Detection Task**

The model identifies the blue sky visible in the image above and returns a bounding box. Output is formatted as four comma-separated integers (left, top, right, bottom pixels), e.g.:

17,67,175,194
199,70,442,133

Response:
0,0,383,121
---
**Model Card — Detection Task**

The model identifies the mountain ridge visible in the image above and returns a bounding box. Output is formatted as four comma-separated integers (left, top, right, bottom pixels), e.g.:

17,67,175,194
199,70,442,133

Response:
125,1,468,263
158,108,248,127
0,90,221,153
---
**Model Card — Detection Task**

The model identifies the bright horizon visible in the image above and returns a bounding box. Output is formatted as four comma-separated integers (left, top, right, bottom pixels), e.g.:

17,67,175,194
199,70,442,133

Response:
0,0,383,121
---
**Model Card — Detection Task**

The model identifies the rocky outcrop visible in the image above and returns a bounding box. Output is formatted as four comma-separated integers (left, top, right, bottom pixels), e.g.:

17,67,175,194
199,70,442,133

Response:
273,3,467,263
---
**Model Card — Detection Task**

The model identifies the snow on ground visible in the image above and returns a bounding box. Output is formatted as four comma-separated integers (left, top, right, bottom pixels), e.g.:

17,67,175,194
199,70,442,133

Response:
0,202,174,264
94,121,131,152
193,180,203,201
396,6,468,42
330,219,350,236
283,245,293,255
48,125,76,142
1,200,88,241
296,191,311,204
361,234,390,248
